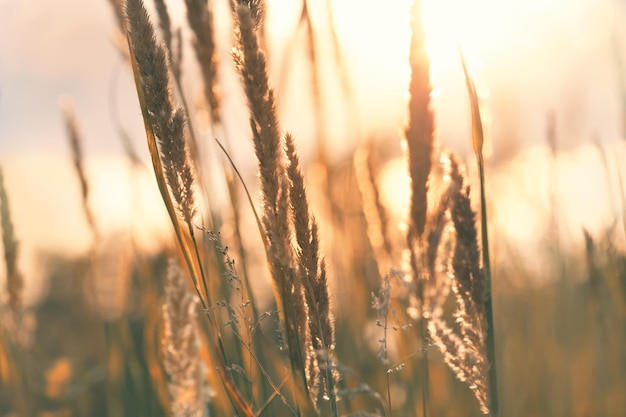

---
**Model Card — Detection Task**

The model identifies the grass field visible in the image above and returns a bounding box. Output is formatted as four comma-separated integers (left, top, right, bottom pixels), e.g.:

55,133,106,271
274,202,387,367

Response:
1,0,626,416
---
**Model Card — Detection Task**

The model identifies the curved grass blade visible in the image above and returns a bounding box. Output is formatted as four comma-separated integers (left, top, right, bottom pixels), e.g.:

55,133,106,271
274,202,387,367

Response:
460,50,499,417
215,138,269,249
215,138,313,414
125,31,205,311
124,27,255,417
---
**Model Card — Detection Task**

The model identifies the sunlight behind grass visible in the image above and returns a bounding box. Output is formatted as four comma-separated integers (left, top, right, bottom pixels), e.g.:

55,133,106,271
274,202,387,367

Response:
0,0,625,416
378,141,626,280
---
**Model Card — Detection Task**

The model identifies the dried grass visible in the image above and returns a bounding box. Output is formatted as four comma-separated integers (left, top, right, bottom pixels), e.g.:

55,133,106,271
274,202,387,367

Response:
185,0,221,127
233,2,336,411
61,100,99,244
0,168,22,320
8,0,624,416
163,258,208,417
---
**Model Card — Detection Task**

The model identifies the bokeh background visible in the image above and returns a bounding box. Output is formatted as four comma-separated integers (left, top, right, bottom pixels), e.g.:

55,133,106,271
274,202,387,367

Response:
1,0,626,415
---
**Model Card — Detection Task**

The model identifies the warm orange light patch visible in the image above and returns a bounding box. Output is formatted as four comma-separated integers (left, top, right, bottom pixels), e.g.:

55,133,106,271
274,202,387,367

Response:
45,358,72,398
421,0,615,83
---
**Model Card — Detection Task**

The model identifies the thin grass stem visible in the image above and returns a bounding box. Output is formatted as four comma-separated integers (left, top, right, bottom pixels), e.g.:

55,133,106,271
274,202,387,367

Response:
461,51,499,417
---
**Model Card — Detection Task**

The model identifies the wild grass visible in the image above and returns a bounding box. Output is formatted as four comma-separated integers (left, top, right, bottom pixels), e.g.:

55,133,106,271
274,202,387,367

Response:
162,257,208,417
0,167,29,417
1,0,626,417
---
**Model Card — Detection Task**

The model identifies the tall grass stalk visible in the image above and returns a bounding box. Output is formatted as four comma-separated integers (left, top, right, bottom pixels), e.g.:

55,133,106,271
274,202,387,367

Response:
233,2,337,413
405,0,435,414
184,0,220,129
123,1,254,414
285,132,337,415
163,258,208,417
0,167,29,417
234,2,312,407
124,0,205,314
61,100,99,245
232,2,312,410
460,53,499,417
182,1,262,366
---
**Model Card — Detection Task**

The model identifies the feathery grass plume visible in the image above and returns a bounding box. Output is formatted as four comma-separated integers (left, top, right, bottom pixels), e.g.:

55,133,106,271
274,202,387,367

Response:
154,0,184,82
152,0,213,197
124,3,255,415
460,52,499,416
285,133,337,412
163,258,209,417
448,155,489,413
185,0,221,127
404,0,435,414
405,0,435,240
157,0,235,335
124,0,201,283
449,159,484,318
232,2,282,218
184,0,261,345
153,0,205,175
154,0,173,62
426,154,490,414
61,100,99,243
233,1,317,411
124,0,203,345
124,0,194,223
182,0,246,317
232,0,284,330
420,158,456,356
418,153,455,309
163,108,198,226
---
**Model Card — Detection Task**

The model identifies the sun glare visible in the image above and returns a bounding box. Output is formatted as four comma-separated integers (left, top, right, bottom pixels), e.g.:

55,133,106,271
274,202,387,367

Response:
421,0,500,81
419,0,610,85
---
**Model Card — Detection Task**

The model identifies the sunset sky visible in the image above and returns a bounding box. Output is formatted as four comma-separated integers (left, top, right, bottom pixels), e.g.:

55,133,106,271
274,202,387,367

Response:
1,0,626,298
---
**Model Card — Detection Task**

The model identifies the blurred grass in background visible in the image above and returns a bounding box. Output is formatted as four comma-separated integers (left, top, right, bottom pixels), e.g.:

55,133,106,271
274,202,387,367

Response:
1,0,626,416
